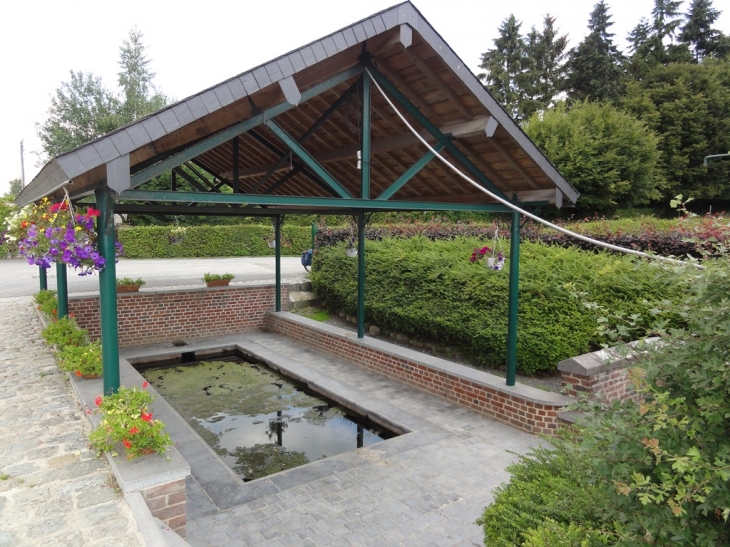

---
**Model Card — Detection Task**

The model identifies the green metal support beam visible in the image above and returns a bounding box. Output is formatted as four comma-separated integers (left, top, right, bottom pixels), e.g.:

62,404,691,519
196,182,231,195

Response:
39,266,47,291
95,187,120,395
130,65,363,188
376,142,446,201
264,120,352,199
357,211,366,338
56,263,68,319
361,71,371,200
275,215,282,312
506,209,521,386
365,63,508,200
118,189,538,212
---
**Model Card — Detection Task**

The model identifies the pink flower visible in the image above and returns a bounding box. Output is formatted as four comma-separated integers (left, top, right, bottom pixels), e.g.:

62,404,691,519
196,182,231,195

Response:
95,396,102,406
86,207,101,217
142,381,149,389
141,412,153,422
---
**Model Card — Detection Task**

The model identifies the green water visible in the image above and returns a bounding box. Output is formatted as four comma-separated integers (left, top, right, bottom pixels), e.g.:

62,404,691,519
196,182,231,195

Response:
143,358,391,481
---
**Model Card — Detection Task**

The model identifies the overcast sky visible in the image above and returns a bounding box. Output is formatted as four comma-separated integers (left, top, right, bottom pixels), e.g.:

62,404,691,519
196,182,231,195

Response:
2,0,729,197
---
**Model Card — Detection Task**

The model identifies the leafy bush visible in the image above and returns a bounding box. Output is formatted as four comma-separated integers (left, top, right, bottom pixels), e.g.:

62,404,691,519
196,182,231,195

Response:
57,341,102,377
41,316,88,347
202,272,234,282
311,237,682,373
34,290,58,317
478,257,730,546
117,224,312,258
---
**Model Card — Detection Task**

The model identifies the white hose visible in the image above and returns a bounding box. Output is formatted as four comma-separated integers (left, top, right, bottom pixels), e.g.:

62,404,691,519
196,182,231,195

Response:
365,67,700,269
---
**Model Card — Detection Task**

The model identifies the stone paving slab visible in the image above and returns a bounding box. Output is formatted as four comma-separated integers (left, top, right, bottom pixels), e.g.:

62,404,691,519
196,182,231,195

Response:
126,331,544,546
0,296,144,547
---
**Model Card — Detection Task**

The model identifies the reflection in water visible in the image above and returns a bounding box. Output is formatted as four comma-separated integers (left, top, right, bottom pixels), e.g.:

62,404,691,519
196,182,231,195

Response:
143,357,394,481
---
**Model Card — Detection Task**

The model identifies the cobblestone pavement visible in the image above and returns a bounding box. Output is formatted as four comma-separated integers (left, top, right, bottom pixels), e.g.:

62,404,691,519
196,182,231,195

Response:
178,332,544,547
0,297,144,547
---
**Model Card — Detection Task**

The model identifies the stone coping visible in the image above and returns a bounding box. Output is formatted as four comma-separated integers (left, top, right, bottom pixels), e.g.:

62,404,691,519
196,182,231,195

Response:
66,278,310,300
69,370,191,494
268,311,572,408
558,337,661,376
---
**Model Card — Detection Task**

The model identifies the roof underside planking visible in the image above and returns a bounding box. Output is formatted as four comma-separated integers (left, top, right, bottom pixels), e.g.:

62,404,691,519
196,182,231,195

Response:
17,1,579,214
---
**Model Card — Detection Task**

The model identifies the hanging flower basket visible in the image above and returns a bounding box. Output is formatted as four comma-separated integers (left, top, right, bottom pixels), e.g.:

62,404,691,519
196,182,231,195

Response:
345,247,358,258
5,197,122,275
168,226,186,245
267,239,277,249
470,229,506,271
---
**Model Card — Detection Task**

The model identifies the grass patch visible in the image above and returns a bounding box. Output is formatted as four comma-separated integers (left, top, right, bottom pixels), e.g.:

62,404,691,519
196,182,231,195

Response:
299,308,330,322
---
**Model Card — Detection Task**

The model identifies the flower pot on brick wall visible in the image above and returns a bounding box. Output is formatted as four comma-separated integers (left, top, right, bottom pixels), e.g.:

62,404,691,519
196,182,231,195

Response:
116,284,141,293
206,279,230,287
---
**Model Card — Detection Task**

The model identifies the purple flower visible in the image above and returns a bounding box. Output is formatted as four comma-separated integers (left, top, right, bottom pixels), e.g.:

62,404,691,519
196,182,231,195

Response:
49,248,59,256
44,227,53,238
50,239,58,245
64,230,75,243
90,252,99,260
28,227,37,238
62,250,72,262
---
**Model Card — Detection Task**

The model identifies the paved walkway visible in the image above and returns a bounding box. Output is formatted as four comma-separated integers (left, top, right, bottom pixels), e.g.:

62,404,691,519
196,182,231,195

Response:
0,286,543,546
0,296,144,547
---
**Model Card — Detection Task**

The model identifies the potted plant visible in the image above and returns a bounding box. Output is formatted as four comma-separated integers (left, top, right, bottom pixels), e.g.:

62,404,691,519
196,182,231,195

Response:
345,238,358,258
116,277,145,293
469,246,506,271
203,272,235,287
89,384,172,460
58,340,103,378
41,316,88,348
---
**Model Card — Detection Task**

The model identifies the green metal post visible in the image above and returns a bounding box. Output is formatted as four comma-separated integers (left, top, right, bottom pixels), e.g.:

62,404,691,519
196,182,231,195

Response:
506,210,521,386
39,266,47,291
95,187,120,395
361,71,371,200
56,263,68,318
357,211,365,338
275,216,282,312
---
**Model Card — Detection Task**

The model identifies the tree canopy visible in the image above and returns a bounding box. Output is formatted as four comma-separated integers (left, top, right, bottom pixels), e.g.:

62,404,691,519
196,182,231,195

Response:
36,28,166,163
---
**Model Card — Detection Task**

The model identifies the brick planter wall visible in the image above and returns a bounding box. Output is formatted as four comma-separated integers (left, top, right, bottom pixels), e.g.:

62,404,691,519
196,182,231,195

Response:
557,339,658,403
265,311,572,435
140,478,187,537
69,283,290,347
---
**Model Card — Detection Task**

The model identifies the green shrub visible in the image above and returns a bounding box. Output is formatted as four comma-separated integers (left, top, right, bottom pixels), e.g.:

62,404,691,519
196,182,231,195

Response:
34,290,58,317
117,224,313,258
41,316,88,347
202,272,234,282
57,341,102,377
521,520,603,547
311,237,681,373
476,445,608,546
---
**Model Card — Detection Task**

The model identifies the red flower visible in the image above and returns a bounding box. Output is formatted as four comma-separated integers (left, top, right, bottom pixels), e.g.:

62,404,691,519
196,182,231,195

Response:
141,412,153,422
86,207,101,217
75,370,82,377
123,439,132,449
142,381,149,389
95,396,102,406
129,426,139,435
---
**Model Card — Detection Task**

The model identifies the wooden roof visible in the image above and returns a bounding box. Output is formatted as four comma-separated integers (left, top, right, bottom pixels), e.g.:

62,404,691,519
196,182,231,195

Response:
17,2,578,212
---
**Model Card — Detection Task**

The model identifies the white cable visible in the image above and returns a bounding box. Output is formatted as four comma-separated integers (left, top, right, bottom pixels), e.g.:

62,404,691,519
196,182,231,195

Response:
365,67,700,269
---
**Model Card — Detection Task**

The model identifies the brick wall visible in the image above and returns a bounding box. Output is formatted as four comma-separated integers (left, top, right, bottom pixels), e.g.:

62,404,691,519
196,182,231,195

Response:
265,312,571,435
140,478,187,537
561,368,636,402
69,284,290,347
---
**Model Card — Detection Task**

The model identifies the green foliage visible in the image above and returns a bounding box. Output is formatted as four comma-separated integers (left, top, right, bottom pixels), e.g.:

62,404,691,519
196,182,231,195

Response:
116,277,145,286
311,237,680,373
479,254,730,546
476,445,608,546
117,224,311,258
57,341,102,377
34,290,58,317
36,28,166,161
564,1,625,102
622,59,730,201
89,385,172,459
521,520,603,547
202,272,234,282
41,316,88,347
679,0,729,60
524,101,664,213
5,179,22,200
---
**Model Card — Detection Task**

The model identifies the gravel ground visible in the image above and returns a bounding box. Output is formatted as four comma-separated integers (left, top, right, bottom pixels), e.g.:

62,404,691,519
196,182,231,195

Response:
291,307,564,394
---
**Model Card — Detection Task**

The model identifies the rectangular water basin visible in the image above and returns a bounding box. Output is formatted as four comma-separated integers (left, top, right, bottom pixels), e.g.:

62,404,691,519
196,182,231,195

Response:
138,350,397,482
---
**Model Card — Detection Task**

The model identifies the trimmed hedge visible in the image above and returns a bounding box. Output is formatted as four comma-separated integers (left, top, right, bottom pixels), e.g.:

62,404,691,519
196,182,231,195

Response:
117,225,313,259
310,237,682,373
